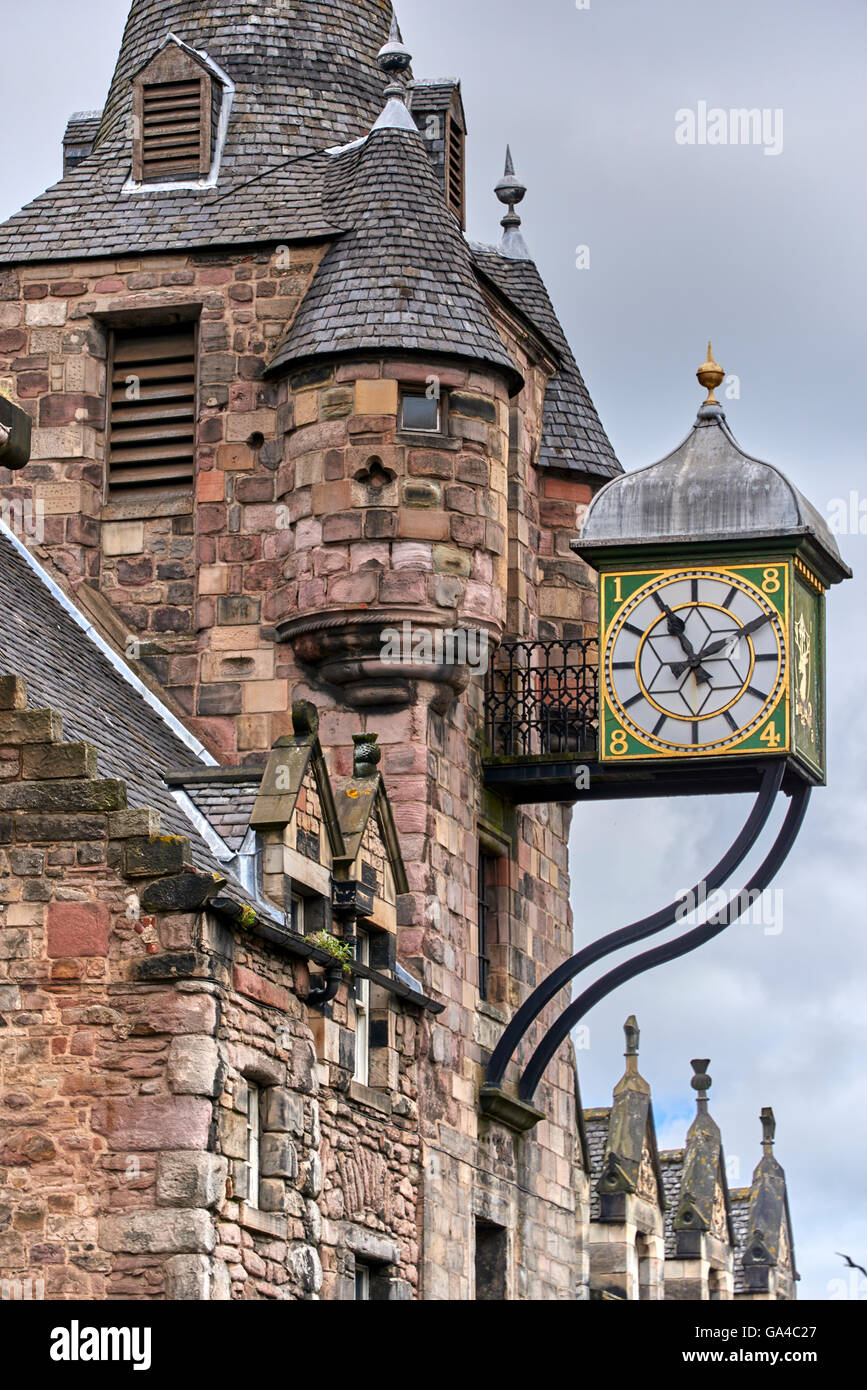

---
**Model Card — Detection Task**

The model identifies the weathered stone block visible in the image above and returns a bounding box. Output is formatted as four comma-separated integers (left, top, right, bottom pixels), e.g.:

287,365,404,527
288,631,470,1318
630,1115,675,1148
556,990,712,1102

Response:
0,676,26,711
124,835,192,878
156,1152,228,1210
92,1096,212,1151
218,1106,248,1161
262,1086,304,1136
0,777,124,812
21,742,96,781
102,520,145,556
260,1135,298,1180
46,901,110,958
100,1209,215,1255
168,1037,222,1097
0,708,62,745
164,1253,211,1301
232,966,289,1012
354,379,398,416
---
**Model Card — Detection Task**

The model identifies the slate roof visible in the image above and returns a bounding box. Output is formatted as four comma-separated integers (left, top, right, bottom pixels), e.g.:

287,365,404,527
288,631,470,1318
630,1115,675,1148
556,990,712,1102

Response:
268,127,522,390
182,777,262,853
472,247,620,479
0,523,224,872
0,0,396,263
583,1108,611,1222
659,1151,685,1258
730,1188,752,1294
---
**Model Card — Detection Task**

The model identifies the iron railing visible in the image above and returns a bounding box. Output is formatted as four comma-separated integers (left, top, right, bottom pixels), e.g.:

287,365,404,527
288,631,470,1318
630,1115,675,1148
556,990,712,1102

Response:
485,639,599,759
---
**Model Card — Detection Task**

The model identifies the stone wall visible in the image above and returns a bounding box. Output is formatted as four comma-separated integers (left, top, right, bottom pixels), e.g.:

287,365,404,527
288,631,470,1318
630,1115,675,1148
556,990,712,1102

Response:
0,675,426,1300
1,239,605,1301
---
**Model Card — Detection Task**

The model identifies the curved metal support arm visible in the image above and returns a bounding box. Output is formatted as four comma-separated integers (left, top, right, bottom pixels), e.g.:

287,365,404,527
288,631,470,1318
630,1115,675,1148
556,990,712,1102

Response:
517,780,811,1103
485,761,785,1091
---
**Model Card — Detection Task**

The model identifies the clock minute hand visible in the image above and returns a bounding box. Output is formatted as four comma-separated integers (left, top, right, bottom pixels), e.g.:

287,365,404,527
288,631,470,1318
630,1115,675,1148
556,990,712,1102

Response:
698,613,772,661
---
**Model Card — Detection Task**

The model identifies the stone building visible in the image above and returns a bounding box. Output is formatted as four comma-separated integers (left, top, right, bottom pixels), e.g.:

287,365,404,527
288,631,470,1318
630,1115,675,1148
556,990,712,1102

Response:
0,1,797,1301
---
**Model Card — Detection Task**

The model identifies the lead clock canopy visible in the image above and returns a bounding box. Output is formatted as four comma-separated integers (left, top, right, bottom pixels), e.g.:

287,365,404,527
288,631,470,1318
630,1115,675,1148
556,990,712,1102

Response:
572,348,851,590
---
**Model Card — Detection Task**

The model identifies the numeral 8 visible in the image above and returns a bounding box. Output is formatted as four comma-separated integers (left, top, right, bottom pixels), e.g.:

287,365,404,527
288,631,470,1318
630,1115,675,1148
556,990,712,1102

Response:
610,729,629,756
762,568,782,596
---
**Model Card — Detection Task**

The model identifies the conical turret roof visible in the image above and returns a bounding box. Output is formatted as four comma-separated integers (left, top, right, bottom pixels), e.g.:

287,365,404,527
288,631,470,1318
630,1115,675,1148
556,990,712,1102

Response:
267,124,522,390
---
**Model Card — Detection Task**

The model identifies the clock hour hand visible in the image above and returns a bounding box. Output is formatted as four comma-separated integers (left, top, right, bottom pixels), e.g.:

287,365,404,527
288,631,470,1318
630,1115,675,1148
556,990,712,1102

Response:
698,613,772,661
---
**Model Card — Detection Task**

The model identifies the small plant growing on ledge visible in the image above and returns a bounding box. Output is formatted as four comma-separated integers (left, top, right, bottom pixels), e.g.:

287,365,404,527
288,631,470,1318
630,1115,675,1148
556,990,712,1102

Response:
307,931,353,976
238,905,257,930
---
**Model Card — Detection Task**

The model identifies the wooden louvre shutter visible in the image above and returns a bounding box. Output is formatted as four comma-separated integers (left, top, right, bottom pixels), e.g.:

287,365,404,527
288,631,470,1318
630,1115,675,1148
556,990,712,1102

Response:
141,77,207,181
108,325,196,492
446,114,466,227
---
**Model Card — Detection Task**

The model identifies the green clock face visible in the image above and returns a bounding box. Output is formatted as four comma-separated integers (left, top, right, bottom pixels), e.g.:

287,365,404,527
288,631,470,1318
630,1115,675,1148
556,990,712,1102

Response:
601,564,791,761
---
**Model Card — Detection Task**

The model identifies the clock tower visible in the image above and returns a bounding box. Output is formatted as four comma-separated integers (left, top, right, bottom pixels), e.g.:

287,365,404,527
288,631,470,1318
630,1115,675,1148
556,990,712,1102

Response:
574,348,851,786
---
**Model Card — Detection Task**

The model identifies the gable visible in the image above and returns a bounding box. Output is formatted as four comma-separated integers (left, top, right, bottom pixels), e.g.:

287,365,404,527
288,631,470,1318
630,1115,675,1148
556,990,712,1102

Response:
353,802,397,924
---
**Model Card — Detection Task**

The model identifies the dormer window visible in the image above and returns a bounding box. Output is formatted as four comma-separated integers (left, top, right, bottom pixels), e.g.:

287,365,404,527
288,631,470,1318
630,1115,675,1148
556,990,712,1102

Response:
131,40,217,185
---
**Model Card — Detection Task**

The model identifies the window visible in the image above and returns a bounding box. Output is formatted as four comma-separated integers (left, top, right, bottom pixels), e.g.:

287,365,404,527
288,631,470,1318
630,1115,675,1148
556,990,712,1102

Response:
477,851,497,1002
445,113,466,227
475,1220,508,1301
244,1082,261,1210
108,324,197,492
354,932,371,1086
290,894,305,936
354,1263,371,1302
400,390,441,434
132,44,213,184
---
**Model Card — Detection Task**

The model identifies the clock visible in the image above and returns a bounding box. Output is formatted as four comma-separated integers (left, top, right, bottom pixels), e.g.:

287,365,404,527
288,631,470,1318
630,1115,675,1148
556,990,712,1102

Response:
600,563,794,763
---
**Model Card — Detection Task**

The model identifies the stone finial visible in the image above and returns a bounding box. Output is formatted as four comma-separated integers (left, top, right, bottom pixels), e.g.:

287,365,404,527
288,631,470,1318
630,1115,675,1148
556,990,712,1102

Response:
353,732,382,779
690,1058,712,1112
373,14,417,132
495,146,531,260
624,1015,640,1073
291,701,319,738
378,13,412,75
761,1106,776,1155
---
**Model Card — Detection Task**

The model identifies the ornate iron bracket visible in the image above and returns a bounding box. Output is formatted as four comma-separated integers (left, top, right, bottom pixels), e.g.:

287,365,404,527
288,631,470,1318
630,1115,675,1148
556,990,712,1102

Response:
481,761,811,1121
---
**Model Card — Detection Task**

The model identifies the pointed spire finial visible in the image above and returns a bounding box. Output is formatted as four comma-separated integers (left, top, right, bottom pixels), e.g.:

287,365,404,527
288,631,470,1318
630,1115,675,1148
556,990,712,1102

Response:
373,11,417,133
494,146,530,260
690,1058,713,1113
761,1107,776,1155
697,342,726,406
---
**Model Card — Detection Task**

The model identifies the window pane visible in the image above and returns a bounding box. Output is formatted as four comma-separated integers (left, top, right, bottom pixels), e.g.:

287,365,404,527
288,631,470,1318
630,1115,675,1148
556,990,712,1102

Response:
247,1083,260,1210
401,394,439,432
354,933,370,1086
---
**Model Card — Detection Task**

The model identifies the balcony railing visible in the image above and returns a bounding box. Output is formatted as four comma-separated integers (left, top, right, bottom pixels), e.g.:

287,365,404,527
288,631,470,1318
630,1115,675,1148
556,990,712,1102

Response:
485,639,599,760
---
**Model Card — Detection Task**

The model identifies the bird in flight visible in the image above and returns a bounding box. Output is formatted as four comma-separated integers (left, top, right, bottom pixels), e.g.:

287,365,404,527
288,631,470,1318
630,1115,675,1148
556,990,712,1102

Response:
836,1253,867,1279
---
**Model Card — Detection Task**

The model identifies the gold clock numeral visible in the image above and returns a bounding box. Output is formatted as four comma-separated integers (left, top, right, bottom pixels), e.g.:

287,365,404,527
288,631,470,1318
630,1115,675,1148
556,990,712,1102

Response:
759,723,782,749
612,575,624,606
610,729,629,756
762,568,782,596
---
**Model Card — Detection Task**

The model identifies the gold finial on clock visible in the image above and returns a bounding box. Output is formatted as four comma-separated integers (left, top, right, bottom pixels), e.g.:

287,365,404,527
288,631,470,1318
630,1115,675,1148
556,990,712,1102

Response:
697,342,726,405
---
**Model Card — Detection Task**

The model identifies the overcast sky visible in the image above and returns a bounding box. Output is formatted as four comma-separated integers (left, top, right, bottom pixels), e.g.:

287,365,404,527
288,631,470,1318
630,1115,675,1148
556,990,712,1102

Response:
2,0,865,1301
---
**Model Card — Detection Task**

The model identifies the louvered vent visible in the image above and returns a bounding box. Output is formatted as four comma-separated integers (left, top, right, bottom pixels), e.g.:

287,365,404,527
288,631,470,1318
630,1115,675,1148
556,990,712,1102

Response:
108,326,196,492
141,79,205,181
446,116,466,227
